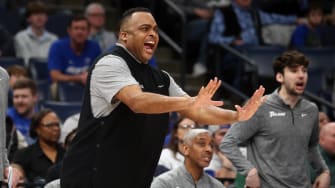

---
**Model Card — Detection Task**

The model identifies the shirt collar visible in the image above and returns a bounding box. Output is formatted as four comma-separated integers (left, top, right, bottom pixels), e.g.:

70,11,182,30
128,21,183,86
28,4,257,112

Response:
26,26,50,42
180,163,206,183
272,88,303,108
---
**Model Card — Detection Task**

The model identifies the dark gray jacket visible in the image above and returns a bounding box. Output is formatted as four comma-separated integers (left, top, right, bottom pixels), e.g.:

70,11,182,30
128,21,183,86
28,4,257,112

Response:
221,89,328,188
150,164,224,188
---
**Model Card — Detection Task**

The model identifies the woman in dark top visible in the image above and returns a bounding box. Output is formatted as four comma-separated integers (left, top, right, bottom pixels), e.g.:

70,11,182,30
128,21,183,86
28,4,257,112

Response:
12,109,65,183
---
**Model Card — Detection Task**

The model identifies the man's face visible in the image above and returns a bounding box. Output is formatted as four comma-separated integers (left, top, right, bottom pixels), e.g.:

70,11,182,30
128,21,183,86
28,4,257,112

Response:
120,12,159,63
276,65,308,96
235,0,252,8
28,13,47,29
308,9,323,27
320,125,335,155
13,88,37,117
184,133,213,168
86,6,105,29
68,20,90,45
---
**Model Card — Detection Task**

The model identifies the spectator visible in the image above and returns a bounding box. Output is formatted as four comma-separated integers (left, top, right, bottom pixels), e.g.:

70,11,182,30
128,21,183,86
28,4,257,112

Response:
170,0,214,75
85,2,117,52
318,3,335,47
44,128,77,187
12,108,65,183
6,65,29,107
14,1,58,65
208,0,300,89
0,23,15,57
291,4,324,48
313,122,335,186
151,129,224,188
6,65,29,89
158,117,196,170
209,0,300,47
48,15,101,99
207,124,236,187
7,78,39,145
221,50,330,187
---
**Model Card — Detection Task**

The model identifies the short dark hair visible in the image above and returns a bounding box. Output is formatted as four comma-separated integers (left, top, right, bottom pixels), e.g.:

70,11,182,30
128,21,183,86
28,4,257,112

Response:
118,7,152,31
25,0,47,18
307,3,324,16
67,14,89,28
273,50,309,76
12,78,38,96
29,108,53,138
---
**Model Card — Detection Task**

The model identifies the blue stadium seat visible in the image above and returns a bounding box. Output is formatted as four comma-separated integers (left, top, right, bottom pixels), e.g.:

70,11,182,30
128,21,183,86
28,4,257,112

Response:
297,47,335,70
243,46,285,78
58,82,85,102
243,46,285,92
28,58,49,81
46,11,72,38
41,101,82,122
36,80,51,101
305,68,325,95
0,57,25,69
297,47,335,95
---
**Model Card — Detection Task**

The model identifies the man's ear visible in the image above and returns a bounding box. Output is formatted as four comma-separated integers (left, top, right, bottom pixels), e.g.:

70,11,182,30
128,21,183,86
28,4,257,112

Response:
276,72,283,83
119,32,127,42
183,145,189,156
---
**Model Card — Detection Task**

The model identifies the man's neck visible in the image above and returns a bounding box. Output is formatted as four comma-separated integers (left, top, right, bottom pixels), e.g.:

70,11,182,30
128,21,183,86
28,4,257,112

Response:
278,88,300,108
31,26,44,37
184,160,203,182
39,139,57,150
70,41,85,55
20,109,35,119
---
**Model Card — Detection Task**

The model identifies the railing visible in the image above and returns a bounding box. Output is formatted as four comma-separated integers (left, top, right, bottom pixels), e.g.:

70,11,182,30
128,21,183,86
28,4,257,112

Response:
159,0,187,88
158,29,183,54
303,91,335,110
214,43,258,102
217,43,257,67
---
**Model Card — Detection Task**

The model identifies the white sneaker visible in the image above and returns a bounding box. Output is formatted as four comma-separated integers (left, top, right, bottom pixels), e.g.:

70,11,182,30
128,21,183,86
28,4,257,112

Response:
193,62,207,76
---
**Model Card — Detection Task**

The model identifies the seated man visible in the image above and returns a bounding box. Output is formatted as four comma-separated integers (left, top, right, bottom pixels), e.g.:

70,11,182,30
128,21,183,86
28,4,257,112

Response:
151,129,224,188
311,122,335,186
48,15,101,99
290,4,325,48
7,78,39,145
6,65,29,107
85,2,117,52
14,1,58,65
